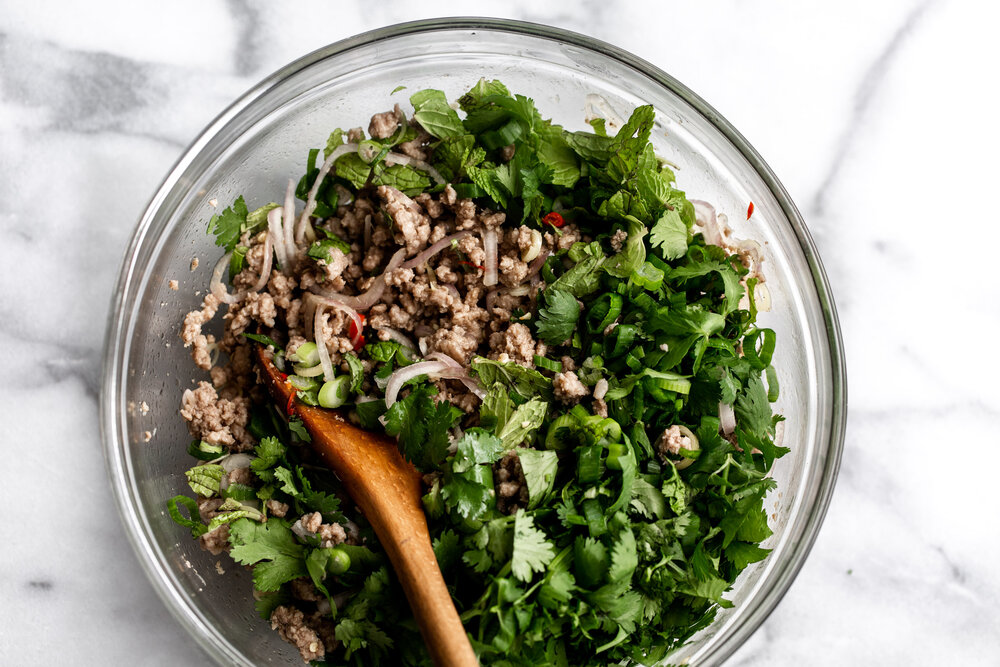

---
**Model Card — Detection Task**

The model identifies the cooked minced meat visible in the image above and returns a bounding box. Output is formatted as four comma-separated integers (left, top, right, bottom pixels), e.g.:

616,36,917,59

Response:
270,606,325,663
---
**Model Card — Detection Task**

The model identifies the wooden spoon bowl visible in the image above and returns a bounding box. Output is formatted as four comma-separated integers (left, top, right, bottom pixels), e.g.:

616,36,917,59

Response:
255,346,478,667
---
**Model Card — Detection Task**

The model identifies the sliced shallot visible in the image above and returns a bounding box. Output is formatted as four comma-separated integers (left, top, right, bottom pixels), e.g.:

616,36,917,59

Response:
310,249,406,311
384,153,446,185
249,233,273,293
483,228,498,287
209,252,243,304
267,207,290,274
384,360,449,408
313,305,336,382
719,402,736,435
401,231,472,270
378,327,416,351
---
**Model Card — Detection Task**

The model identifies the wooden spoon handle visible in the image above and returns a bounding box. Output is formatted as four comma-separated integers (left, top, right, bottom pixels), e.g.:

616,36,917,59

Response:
255,349,478,666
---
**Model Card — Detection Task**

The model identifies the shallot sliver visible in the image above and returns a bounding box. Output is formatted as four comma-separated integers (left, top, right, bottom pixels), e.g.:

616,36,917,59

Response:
249,233,273,293
210,252,242,304
384,361,449,408
483,228,498,287
267,207,290,274
401,231,472,270
313,305,336,382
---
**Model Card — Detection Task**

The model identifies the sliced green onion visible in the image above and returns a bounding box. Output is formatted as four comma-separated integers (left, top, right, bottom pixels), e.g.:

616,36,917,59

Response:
630,261,664,291
187,439,224,461
577,445,604,484
287,374,319,392
642,370,691,396
545,414,577,451
222,483,257,502
743,328,776,370
606,324,638,358
582,498,607,537
605,443,628,470
586,293,623,334
289,341,319,367
533,355,562,373
765,365,780,402
318,376,351,409
326,547,352,575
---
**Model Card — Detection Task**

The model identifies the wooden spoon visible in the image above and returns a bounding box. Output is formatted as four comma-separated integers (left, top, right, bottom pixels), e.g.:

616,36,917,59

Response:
255,346,478,667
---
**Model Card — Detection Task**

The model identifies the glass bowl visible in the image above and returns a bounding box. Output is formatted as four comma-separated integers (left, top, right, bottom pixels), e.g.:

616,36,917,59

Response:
101,17,846,666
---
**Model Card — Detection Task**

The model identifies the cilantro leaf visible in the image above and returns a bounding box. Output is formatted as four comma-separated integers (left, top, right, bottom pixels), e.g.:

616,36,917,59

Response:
451,429,506,474
535,289,580,345
228,518,308,592
649,207,688,260
384,384,463,470
207,196,249,253
511,510,555,582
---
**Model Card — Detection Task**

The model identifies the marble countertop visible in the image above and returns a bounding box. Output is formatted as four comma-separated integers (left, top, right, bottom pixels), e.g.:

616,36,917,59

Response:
3,1,998,664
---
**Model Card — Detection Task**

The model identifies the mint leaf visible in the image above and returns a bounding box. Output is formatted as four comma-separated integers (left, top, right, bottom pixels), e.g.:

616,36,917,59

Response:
410,89,465,139
470,357,553,401
516,449,559,509
480,383,514,435
497,398,547,449
185,463,224,497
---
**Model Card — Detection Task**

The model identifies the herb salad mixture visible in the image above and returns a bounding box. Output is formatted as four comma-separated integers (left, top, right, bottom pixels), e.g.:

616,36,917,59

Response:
169,79,787,666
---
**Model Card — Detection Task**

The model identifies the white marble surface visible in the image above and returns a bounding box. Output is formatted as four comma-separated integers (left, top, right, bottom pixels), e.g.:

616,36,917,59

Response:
2,1,998,664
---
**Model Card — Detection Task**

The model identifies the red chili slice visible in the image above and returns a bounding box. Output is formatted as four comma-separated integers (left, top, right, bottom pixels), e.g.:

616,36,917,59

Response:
459,260,485,271
542,211,565,228
348,313,366,350
285,388,296,416
747,201,755,220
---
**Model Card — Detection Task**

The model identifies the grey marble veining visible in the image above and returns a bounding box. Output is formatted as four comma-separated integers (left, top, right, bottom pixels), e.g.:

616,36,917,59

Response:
2,0,998,664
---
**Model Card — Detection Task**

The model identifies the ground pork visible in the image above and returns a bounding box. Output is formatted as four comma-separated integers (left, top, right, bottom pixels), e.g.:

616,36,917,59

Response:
198,524,230,556
266,499,289,518
428,325,481,364
657,425,693,458
197,497,225,523
495,451,529,514
489,323,536,366
368,106,401,139
378,186,430,256
291,578,325,602
316,248,350,286
498,255,529,288
610,229,628,252
227,467,252,487
398,123,431,162
318,523,347,548
553,371,588,404
224,291,277,341
181,294,221,370
270,606,325,663
180,381,253,451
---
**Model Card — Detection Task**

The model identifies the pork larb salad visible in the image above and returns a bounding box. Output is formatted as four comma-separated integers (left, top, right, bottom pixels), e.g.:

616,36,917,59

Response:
168,79,786,666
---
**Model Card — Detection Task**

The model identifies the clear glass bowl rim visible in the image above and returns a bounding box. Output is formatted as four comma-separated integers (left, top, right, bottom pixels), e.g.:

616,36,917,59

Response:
100,16,847,666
